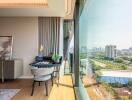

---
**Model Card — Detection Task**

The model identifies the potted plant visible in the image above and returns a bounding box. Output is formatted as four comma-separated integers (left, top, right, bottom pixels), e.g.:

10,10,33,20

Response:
52,53,60,63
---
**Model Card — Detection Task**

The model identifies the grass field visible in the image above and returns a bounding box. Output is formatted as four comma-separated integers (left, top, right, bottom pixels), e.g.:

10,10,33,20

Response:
91,59,106,68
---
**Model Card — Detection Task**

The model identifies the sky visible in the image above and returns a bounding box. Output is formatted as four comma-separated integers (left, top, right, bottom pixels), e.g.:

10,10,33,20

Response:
80,0,132,50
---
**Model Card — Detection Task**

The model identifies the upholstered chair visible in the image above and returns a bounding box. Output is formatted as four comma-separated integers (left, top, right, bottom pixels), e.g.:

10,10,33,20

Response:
31,67,54,96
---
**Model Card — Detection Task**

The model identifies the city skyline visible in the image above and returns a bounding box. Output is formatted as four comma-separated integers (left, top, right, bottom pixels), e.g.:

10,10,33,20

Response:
81,45,132,51
80,0,132,50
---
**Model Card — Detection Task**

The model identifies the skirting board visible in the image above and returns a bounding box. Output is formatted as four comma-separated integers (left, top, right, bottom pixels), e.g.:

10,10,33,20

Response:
18,75,33,79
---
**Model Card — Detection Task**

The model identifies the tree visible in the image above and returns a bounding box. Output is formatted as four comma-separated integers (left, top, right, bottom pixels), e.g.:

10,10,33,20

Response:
114,58,123,63
130,58,132,62
128,81,132,88
80,53,87,59
121,65,127,70
121,56,129,60
94,71,102,82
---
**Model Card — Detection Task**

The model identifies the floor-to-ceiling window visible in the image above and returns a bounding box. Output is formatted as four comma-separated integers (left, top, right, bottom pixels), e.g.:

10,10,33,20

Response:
73,0,90,100
79,0,132,100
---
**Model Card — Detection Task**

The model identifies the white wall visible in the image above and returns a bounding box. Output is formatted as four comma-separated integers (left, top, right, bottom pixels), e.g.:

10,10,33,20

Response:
0,17,38,78
0,17,64,78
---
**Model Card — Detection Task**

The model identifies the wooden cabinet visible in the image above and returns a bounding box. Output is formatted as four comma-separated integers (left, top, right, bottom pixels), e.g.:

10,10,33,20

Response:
0,59,23,80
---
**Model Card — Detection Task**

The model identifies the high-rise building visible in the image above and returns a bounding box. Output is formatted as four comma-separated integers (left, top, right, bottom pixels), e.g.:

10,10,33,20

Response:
105,45,117,58
81,46,88,54
92,47,104,52
129,47,132,50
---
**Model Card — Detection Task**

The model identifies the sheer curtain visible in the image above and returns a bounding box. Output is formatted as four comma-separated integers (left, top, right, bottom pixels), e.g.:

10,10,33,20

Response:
38,17,60,56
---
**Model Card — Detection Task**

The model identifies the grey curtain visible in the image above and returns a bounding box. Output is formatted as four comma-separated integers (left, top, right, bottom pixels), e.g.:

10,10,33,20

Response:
63,20,74,58
38,17,60,56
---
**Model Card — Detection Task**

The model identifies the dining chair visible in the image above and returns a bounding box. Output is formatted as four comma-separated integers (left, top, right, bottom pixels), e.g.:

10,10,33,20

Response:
31,67,54,96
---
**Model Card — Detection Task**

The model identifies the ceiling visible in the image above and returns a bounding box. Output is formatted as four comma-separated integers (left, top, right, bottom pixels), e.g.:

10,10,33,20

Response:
0,0,48,7
0,0,75,19
0,0,65,17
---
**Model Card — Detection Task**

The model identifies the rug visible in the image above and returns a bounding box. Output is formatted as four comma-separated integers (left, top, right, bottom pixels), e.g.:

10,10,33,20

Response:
0,89,20,100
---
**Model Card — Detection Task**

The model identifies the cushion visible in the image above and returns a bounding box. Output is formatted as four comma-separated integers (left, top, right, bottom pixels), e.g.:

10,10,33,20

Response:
35,56,43,62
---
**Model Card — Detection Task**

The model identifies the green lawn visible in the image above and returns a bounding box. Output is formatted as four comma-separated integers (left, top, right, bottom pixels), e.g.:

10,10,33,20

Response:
90,58,128,70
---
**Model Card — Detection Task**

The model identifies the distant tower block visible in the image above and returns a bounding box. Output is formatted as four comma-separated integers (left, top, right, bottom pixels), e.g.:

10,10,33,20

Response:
105,45,117,58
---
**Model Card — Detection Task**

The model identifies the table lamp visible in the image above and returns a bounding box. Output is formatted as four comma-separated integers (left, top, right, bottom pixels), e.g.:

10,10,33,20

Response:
39,44,44,57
